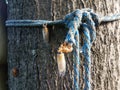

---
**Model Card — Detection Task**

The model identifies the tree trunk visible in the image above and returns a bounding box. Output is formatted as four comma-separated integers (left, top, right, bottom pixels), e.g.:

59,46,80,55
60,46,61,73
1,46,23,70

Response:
7,0,120,90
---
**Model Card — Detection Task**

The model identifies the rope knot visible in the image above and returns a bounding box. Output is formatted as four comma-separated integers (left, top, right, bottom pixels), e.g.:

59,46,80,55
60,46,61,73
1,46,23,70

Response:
57,8,99,90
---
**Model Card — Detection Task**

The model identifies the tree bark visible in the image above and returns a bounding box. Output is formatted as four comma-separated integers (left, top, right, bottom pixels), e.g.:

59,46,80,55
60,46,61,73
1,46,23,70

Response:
8,0,120,90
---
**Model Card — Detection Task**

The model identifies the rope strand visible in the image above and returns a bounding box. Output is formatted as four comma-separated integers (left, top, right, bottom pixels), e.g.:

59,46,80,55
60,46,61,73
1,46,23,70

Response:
100,13,120,23
73,30,80,90
82,23,91,90
64,10,82,90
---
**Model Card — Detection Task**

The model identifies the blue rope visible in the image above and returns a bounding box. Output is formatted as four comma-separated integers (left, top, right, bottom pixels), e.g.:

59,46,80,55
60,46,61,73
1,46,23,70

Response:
82,11,97,90
73,29,80,90
63,8,120,90
64,9,82,90
100,13,120,22
82,23,91,90
63,9,98,90
6,11,120,27
82,11,96,43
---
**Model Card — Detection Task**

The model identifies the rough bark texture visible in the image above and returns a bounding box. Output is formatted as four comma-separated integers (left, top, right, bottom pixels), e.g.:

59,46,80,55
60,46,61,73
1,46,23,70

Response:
8,0,120,90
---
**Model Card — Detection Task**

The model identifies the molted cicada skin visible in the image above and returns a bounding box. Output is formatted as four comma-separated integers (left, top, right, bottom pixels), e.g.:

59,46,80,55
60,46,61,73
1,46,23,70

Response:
57,52,66,77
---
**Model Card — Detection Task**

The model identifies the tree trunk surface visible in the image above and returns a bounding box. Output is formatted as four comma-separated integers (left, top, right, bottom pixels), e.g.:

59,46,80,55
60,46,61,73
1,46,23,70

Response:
8,0,120,90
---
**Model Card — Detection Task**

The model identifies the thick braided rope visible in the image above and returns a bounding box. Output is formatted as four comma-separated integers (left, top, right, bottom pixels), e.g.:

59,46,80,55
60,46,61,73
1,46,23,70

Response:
64,9,82,90
62,8,120,90
82,23,91,90
82,11,97,90
73,30,80,90
71,30,80,90
63,9,98,90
